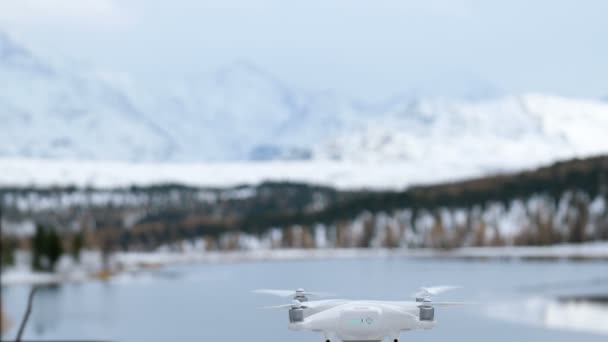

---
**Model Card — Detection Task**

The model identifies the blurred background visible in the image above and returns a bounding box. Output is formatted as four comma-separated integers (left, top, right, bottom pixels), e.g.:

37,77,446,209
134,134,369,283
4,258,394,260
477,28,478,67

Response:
1,0,607,341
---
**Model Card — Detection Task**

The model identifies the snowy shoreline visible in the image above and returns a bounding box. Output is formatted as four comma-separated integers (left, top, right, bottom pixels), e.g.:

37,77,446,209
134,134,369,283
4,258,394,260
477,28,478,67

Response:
114,242,608,265
2,243,607,286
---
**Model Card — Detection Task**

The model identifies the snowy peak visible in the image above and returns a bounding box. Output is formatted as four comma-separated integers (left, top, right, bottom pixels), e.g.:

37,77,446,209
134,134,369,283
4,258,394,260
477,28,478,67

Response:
0,32,176,161
0,32,30,63
0,32,54,76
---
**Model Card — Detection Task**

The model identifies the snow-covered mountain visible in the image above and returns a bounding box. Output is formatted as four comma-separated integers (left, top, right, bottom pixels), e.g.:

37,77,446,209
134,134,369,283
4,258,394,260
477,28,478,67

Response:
0,32,177,161
1,31,608,184
317,94,608,173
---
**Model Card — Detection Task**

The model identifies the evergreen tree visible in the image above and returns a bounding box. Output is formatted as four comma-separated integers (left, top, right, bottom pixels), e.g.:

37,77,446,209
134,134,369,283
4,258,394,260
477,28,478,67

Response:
71,231,84,262
31,224,46,271
31,224,64,272
1,237,16,266
47,229,63,272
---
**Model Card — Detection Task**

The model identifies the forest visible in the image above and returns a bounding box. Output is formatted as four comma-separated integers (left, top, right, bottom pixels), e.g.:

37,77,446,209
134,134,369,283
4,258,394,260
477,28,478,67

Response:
1,155,607,264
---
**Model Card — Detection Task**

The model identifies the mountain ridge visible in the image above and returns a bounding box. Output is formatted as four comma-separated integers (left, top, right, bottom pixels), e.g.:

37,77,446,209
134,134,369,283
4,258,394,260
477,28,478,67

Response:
1,32,608,180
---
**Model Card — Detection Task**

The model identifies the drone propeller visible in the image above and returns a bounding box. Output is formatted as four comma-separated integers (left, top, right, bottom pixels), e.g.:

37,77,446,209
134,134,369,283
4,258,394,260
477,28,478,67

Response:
263,300,305,310
253,288,334,299
413,285,460,300
430,301,471,307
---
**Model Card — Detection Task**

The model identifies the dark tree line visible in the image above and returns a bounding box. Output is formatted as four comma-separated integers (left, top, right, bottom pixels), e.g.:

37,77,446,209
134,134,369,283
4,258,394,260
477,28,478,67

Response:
1,155,607,252
112,156,608,250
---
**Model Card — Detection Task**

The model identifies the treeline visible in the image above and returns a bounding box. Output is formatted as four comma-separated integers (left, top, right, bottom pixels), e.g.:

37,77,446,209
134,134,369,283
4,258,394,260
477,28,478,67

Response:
111,155,608,249
237,156,608,232
1,155,607,253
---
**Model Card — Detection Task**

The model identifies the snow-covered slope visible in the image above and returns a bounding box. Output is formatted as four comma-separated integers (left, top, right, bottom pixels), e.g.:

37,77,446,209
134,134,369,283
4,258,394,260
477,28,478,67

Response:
139,62,365,160
0,33,177,161
318,95,608,172
1,32,608,187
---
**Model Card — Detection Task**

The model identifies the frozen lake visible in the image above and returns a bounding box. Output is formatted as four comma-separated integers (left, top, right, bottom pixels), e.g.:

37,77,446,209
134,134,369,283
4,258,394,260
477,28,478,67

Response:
3,257,608,341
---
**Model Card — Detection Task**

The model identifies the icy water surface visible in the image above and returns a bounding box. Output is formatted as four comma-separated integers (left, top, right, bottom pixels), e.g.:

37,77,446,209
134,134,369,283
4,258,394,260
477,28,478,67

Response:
3,257,608,341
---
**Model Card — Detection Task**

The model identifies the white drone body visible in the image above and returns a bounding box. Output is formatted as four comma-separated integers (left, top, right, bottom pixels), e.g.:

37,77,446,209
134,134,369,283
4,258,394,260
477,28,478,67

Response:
255,287,465,342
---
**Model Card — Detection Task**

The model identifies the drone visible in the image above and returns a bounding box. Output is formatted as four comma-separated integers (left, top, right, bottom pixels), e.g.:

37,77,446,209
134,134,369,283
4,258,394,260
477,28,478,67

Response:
254,286,468,342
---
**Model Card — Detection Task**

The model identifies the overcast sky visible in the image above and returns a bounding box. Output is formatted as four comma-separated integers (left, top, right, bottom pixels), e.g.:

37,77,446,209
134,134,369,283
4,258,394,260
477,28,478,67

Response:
1,0,607,101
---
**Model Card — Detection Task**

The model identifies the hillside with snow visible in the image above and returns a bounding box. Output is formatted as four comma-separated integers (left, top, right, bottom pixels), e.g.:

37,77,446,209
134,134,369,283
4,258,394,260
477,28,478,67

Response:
1,32,608,188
